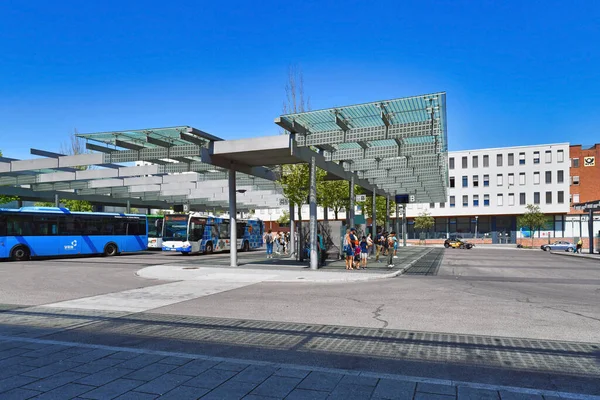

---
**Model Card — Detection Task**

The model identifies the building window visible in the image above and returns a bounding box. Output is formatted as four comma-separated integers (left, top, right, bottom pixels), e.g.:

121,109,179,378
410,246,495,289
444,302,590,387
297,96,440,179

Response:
557,170,564,183
572,158,579,168
508,173,514,186
572,176,580,185
439,202,445,208
462,156,467,169
472,155,478,168
473,175,479,187
519,152,525,165
545,150,552,163
519,172,526,185
520,193,526,205
449,176,455,188
497,154,503,167
533,151,540,164
508,153,514,166
508,193,515,206
557,150,564,162
450,196,455,207
449,157,455,169
546,191,552,204
545,171,552,184
534,192,540,204
483,155,489,167
573,194,580,203
533,172,540,184
497,174,503,186
557,191,564,204
462,195,468,207
484,194,490,206
483,174,489,187
429,203,435,208
473,195,479,207
462,176,468,188
497,194,504,206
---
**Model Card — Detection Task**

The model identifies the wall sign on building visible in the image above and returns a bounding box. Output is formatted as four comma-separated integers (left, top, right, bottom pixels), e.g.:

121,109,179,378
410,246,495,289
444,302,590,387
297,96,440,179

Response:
583,156,595,167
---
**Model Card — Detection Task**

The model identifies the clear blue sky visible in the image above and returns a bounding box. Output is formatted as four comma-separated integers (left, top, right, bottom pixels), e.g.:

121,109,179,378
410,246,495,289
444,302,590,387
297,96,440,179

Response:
1,0,599,160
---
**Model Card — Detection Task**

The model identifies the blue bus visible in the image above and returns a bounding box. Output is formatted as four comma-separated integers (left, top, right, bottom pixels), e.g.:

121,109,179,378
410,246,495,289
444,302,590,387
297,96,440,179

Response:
162,213,264,254
0,207,148,261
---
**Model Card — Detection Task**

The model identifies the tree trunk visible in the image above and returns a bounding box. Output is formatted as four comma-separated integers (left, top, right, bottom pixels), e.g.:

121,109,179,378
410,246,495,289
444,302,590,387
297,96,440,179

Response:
324,206,329,221
298,207,303,261
334,209,339,221
531,227,534,248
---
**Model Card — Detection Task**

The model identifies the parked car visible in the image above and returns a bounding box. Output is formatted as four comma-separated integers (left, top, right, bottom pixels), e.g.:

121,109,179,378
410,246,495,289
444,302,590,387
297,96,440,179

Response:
444,238,474,249
540,241,576,252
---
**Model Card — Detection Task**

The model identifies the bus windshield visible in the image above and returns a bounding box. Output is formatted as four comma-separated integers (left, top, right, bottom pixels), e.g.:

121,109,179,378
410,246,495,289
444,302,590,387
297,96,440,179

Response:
163,215,188,241
147,217,163,238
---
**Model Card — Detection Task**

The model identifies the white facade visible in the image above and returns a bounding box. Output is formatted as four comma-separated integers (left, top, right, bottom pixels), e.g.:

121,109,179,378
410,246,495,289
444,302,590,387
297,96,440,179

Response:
405,143,571,218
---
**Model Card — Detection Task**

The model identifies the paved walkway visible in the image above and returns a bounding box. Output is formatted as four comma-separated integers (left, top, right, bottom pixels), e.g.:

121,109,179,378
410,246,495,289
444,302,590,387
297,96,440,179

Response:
0,334,595,400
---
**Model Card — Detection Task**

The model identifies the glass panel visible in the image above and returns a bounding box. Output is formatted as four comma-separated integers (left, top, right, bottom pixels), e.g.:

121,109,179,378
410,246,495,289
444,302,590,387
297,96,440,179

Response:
163,215,188,241
508,153,514,166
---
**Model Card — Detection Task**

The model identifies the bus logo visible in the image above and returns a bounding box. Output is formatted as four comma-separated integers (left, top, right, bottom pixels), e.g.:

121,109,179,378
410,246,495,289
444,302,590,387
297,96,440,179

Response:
64,240,78,250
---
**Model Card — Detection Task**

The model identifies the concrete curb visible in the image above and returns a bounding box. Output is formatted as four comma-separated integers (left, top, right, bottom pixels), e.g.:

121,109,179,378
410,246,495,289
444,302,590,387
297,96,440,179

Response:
550,251,600,261
0,334,596,400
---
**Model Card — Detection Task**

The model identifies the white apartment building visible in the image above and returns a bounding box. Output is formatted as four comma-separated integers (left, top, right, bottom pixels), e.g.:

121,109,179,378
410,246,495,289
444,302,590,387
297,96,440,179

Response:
404,143,571,243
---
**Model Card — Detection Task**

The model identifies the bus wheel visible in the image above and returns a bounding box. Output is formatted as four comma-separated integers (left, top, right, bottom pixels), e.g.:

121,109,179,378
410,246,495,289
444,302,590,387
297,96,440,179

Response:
205,242,214,254
11,246,30,261
103,243,118,257
243,241,250,252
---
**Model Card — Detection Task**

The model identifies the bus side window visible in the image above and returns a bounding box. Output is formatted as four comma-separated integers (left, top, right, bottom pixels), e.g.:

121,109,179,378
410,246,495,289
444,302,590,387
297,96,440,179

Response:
210,225,218,239
219,222,230,239
33,216,58,236
0,215,7,236
8,215,34,236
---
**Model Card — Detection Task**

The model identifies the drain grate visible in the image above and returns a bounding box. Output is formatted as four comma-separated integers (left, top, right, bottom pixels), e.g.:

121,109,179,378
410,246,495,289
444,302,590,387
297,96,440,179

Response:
182,267,199,270
404,248,444,276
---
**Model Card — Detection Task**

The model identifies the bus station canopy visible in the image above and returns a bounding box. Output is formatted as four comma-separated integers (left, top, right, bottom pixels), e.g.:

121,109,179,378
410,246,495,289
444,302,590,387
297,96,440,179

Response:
0,92,448,209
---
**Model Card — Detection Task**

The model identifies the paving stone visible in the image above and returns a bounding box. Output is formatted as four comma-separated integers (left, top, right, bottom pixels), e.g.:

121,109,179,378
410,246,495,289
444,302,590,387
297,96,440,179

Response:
0,347,31,360
21,353,72,367
160,385,210,399
213,361,249,372
0,374,39,394
297,371,343,392
498,392,544,400
201,380,257,399
417,382,456,396
457,386,499,400
30,383,96,400
79,378,145,400
18,343,49,350
125,362,177,381
0,341,20,351
0,364,36,380
75,367,136,386
250,375,302,398
339,374,379,387
414,393,456,400
243,395,281,400
185,368,238,389
284,388,329,400
327,383,375,400
171,359,219,376
109,351,142,360
158,356,193,366
0,388,42,400
114,391,159,400
133,373,193,395
117,354,166,370
372,379,417,399
23,370,87,392
68,349,116,363
231,365,277,384
69,357,124,374
21,345,71,358
23,360,82,379
273,368,310,379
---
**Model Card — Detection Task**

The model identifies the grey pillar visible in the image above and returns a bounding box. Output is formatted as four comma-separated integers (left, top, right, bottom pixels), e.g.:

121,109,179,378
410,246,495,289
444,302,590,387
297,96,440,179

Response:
309,156,318,270
589,209,594,255
395,203,400,234
289,202,296,259
349,176,355,227
17,199,23,208
402,205,407,246
229,168,237,267
372,190,377,237
126,200,131,213
385,196,391,231
54,194,60,207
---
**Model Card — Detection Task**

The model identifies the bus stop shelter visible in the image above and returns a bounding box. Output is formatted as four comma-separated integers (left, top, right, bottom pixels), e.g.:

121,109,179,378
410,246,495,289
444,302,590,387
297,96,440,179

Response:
573,199,600,254
0,92,449,270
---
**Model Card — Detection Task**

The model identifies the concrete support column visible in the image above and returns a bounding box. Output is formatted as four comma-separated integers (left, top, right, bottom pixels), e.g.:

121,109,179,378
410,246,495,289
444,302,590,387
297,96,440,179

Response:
229,168,237,267
348,176,355,227
372,190,377,238
396,203,400,235
402,205,407,247
126,200,131,214
385,196,390,231
54,194,60,207
17,199,23,208
589,209,595,255
289,202,295,259
309,156,318,270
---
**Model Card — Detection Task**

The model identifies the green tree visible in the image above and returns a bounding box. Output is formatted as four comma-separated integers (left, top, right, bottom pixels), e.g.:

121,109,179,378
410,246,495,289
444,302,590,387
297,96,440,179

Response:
320,180,349,220
414,210,435,244
277,210,290,225
355,187,394,227
0,150,18,206
517,204,548,247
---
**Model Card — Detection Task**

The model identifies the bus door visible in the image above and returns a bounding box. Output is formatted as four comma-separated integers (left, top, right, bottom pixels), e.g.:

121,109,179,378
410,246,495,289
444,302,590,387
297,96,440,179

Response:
236,221,247,249
218,221,230,251
0,214,7,258
188,217,205,253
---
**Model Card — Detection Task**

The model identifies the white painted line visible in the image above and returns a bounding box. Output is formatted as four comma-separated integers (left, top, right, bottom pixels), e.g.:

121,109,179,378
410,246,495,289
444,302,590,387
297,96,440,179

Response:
0,334,596,400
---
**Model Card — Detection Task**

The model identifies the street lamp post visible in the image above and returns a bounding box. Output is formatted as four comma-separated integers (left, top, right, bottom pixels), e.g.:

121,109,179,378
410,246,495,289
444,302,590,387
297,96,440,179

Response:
475,216,479,240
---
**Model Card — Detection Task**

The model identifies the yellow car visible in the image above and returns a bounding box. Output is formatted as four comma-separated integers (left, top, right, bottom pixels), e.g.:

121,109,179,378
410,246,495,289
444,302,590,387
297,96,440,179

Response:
444,238,474,249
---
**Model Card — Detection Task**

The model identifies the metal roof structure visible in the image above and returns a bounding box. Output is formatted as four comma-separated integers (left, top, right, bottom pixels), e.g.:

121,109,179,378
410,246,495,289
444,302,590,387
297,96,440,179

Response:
275,92,448,203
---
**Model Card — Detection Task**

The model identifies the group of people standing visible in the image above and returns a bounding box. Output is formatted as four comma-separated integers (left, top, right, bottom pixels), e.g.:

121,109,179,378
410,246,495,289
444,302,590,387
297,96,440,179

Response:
375,230,399,268
263,230,290,259
343,228,375,270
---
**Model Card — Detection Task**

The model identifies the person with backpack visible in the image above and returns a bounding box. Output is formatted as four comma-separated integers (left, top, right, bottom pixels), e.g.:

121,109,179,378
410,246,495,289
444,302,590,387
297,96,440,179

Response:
264,230,274,258
360,235,369,269
375,230,385,263
387,231,396,268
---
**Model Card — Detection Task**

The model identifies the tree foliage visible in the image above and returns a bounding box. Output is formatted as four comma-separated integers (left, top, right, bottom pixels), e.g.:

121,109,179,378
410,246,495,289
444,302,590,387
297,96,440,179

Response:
414,210,435,231
320,180,349,220
355,187,394,227
277,210,290,224
517,204,548,247
279,164,325,219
